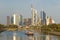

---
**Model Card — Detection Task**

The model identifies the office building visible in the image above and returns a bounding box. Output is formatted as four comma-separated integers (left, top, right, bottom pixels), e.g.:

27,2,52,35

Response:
49,16,52,24
31,6,38,26
11,14,20,25
19,15,23,26
46,16,55,25
7,16,10,25
37,16,41,26
23,18,31,26
27,18,31,25
41,11,46,25
23,18,28,26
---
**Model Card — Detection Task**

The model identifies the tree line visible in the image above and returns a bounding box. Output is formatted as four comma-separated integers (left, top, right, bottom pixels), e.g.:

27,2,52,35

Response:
0,23,60,34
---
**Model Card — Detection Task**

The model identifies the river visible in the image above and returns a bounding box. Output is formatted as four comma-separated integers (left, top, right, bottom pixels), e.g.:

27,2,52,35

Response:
0,31,60,40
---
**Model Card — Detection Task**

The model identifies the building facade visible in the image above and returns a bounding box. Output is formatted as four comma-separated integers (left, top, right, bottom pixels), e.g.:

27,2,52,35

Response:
19,15,23,26
11,14,20,25
31,6,38,26
23,18,31,26
7,16,10,25
41,11,46,25
46,16,55,25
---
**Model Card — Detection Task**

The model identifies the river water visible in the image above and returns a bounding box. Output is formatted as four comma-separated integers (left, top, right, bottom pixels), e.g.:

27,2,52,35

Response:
0,31,60,40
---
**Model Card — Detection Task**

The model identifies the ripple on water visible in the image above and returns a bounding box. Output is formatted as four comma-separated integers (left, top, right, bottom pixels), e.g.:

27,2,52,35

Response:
0,31,59,40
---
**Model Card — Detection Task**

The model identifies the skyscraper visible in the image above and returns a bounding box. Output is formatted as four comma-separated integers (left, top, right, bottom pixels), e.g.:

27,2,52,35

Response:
23,18,28,26
19,15,23,26
37,16,41,26
49,16,52,24
11,14,20,25
7,16,10,25
31,5,38,26
23,18,31,26
41,11,46,25
28,18,31,25
46,16,55,25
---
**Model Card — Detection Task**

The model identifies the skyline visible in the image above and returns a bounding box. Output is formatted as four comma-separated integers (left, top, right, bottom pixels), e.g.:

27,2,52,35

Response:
0,0,60,24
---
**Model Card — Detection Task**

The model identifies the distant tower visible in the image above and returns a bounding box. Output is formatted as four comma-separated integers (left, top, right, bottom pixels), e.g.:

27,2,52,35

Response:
37,16,41,26
46,16,55,25
41,11,46,25
19,15,23,26
49,16,52,24
31,5,38,26
11,14,20,25
23,18,28,26
46,16,49,25
7,16,10,25
23,18,31,26
28,18,31,26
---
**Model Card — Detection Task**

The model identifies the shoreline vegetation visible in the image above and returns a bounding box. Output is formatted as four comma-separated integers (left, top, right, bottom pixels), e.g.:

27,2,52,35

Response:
0,24,60,35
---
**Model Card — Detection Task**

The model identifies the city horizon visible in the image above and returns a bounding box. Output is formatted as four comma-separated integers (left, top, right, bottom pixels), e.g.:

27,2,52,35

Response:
0,0,60,24
0,0,60,40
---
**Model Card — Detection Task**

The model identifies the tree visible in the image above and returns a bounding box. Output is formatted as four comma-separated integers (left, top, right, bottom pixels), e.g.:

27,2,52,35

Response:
57,24,60,32
48,24,58,31
8,24,18,31
41,25,51,34
0,24,6,33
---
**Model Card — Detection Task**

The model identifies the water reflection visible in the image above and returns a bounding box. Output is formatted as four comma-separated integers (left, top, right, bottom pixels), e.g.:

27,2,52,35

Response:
0,31,60,40
13,32,16,40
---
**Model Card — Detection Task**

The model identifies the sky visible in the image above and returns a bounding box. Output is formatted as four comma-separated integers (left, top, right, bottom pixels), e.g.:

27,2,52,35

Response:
0,0,60,24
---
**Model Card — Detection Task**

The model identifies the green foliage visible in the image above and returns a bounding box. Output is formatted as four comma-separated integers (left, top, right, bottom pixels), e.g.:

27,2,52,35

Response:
40,24,59,34
0,24,6,33
7,24,18,31
0,23,60,34
57,24,60,32
41,25,50,34
47,24,58,31
8,24,18,28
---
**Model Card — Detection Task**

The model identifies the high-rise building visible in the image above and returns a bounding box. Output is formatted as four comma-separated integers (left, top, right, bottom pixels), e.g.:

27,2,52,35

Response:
23,18,31,26
31,5,38,26
46,16,55,25
19,15,23,26
23,18,28,26
37,16,41,26
7,16,10,25
49,16,52,24
41,11,46,25
27,18,31,26
11,14,20,25
11,16,13,24
46,16,49,25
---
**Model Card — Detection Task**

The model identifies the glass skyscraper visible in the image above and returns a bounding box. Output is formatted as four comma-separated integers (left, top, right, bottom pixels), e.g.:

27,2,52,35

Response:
41,11,46,25
31,7,38,26
19,15,23,26
11,14,20,25
7,16,10,25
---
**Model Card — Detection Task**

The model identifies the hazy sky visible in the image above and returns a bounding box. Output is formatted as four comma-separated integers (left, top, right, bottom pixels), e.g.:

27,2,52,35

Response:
0,0,60,24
